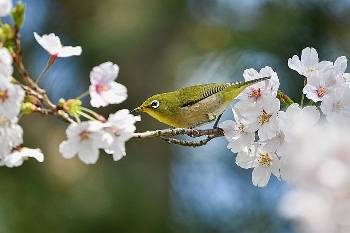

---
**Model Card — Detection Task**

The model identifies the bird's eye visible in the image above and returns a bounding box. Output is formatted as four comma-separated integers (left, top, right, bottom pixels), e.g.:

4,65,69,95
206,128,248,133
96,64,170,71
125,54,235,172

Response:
150,100,160,109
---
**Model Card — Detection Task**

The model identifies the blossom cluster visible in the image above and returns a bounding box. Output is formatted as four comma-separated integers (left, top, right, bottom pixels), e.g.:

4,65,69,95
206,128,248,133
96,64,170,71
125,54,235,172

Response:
40,36,140,164
0,1,139,166
36,33,140,165
59,109,140,164
57,61,139,164
220,47,350,232
0,46,44,167
220,47,350,187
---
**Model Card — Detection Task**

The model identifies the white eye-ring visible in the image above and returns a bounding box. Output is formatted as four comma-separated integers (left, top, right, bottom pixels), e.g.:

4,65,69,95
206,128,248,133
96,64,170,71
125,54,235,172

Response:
150,100,160,109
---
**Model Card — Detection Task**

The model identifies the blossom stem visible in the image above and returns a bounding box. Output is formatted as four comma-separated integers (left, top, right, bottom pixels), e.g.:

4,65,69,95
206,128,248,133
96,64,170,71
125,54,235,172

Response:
18,112,23,120
75,90,90,100
36,61,53,84
300,76,307,107
74,113,81,123
77,110,95,121
80,106,101,120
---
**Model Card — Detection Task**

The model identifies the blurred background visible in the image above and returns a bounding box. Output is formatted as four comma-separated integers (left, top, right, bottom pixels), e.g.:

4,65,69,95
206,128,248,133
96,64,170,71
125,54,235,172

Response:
1,0,350,232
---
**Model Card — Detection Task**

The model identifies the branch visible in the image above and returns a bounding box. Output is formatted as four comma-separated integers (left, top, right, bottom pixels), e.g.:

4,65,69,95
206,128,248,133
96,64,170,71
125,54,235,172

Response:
20,83,74,124
133,127,224,147
12,30,74,124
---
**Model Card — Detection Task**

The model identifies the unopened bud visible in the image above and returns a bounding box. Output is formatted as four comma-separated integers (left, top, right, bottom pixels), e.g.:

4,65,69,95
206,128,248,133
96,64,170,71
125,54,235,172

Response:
24,95,40,106
58,98,66,108
21,102,36,114
10,1,26,30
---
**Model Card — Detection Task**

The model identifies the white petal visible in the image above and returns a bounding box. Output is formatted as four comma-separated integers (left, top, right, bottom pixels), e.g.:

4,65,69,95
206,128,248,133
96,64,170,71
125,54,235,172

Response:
288,55,303,75
34,32,62,55
236,150,254,169
90,62,119,83
59,140,78,159
280,154,297,182
102,82,128,104
302,106,320,126
89,89,108,107
301,47,319,66
4,148,44,167
58,46,82,57
303,84,320,102
0,48,13,77
34,32,81,57
78,142,99,164
252,166,271,187
243,68,260,81
0,0,12,17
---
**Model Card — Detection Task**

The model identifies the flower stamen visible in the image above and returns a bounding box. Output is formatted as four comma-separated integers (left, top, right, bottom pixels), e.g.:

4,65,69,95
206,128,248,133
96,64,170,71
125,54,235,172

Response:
0,90,8,101
259,109,272,125
79,130,90,141
316,87,327,98
258,152,272,167
96,84,108,94
249,88,262,101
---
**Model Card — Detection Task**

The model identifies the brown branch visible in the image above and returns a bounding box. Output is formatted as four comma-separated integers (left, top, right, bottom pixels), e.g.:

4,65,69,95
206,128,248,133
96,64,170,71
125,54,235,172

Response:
159,135,217,147
133,127,224,147
12,30,37,88
32,107,73,124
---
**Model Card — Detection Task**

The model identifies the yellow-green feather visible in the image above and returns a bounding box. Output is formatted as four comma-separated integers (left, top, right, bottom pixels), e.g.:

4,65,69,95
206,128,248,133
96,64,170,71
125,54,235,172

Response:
136,77,270,128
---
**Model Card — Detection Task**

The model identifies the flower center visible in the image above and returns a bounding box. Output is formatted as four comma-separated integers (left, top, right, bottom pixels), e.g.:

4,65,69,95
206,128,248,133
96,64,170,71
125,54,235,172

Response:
96,84,108,94
316,87,327,98
333,101,345,112
114,129,120,137
258,152,272,167
237,123,244,133
259,109,272,125
249,88,262,101
79,130,90,141
0,90,8,102
306,65,316,73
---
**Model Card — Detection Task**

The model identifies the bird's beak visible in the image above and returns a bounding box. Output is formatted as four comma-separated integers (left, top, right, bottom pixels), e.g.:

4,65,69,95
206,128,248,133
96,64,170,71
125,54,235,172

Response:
132,106,143,113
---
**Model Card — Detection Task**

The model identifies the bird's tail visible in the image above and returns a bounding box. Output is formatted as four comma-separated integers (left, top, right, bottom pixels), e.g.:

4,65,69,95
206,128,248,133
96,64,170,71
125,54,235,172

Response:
225,76,271,101
234,76,271,88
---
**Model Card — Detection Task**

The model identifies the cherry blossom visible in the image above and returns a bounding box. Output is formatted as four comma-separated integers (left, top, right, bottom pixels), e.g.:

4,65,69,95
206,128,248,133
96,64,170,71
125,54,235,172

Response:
89,62,127,107
0,78,25,119
59,121,113,164
34,32,82,58
4,148,44,168
238,66,280,102
236,144,280,187
288,47,332,77
104,109,140,161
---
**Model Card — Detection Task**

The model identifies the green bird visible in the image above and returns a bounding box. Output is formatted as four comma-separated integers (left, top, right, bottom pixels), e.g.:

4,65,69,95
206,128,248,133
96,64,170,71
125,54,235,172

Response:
133,76,270,128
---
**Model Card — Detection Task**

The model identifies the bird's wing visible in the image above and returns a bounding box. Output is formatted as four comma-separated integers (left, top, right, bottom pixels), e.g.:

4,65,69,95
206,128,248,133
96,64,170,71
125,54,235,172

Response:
179,83,231,108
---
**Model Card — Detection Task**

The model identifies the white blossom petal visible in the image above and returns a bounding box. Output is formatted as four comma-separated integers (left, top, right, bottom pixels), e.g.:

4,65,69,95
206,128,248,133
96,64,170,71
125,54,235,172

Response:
0,0,12,17
34,32,82,57
252,166,271,187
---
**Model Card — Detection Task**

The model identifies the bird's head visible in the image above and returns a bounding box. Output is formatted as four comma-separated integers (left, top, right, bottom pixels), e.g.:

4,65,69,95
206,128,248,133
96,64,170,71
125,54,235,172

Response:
133,92,177,126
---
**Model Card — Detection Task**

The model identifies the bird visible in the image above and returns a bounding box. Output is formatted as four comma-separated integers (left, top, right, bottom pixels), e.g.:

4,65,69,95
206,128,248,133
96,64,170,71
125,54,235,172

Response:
133,76,270,128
